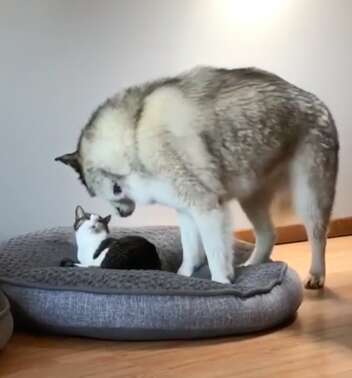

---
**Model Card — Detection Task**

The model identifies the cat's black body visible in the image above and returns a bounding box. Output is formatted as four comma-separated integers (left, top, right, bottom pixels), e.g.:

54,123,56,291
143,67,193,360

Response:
60,235,162,270
95,236,162,270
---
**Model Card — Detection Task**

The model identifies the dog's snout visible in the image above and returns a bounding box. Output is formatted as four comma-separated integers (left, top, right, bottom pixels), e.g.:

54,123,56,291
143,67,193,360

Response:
116,207,132,217
115,198,135,218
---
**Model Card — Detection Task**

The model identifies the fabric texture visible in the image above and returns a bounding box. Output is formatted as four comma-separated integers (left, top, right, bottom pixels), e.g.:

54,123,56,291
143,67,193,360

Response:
0,290,13,349
0,227,303,340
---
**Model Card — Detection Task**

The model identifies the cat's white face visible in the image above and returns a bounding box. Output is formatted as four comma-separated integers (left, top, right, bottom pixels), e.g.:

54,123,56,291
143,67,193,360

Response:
73,206,112,266
75,214,107,258
74,206,111,233
74,206,111,244
76,213,108,236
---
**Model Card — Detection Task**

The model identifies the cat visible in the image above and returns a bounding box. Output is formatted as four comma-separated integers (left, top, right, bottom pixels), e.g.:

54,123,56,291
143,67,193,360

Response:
60,205,162,270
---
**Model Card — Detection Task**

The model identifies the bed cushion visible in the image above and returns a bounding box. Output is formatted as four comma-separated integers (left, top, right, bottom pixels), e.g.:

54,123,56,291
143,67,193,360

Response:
0,227,302,340
0,290,13,349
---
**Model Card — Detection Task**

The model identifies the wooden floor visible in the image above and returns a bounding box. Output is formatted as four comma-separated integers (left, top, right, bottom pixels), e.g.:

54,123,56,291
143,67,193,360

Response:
1,237,351,378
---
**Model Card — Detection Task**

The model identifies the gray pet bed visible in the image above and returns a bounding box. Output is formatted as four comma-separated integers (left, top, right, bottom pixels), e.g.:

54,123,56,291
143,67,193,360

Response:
0,227,302,340
0,290,13,349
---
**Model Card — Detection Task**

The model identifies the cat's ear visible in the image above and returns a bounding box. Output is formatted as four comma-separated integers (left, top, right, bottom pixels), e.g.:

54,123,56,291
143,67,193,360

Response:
55,151,81,174
75,205,85,220
102,215,112,225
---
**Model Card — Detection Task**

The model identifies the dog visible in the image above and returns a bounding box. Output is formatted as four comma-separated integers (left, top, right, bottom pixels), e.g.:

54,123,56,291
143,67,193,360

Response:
56,66,339,288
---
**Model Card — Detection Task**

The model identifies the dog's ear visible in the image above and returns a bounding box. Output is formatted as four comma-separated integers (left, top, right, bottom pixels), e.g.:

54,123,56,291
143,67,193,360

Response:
102,215,112,225
75,205,85,220
55,151,81,174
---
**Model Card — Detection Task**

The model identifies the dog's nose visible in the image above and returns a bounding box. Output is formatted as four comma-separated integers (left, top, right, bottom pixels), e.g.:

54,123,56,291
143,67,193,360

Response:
115,197,135,217
116,207,132,217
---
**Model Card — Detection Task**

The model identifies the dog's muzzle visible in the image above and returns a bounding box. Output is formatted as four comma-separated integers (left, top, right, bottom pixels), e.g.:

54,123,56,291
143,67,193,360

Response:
115,198,136,218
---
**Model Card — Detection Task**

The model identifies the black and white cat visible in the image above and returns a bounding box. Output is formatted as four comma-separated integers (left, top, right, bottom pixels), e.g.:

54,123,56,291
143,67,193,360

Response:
60,206,162,270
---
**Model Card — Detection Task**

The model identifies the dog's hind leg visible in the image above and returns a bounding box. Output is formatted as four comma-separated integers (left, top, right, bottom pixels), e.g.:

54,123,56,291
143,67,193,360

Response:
240,194,276,266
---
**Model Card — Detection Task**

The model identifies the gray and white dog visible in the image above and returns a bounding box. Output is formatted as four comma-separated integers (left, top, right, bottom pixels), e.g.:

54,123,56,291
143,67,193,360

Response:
56,66,338,288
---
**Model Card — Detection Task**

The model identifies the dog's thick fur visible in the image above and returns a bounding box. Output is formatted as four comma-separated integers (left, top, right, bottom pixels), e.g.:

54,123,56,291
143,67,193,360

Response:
56,66,339,287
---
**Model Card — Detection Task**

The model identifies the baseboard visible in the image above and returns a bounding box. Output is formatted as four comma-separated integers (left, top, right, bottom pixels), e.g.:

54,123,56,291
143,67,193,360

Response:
235,217,352,245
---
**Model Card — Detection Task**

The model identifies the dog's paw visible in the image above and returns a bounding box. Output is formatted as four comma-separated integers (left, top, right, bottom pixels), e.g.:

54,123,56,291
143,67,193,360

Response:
241,254,271,267
211,274,232,284
177,263,194,277
242,260,254,267
211,268,235,284
304,274,325,289
242,257,260,267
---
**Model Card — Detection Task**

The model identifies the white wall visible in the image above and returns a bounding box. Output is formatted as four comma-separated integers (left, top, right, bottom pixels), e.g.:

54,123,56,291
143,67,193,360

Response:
1,0,351,240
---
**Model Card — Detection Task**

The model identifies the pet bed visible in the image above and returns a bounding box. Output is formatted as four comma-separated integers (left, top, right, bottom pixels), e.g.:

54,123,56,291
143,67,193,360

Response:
0,227,302,340
0,290,13,349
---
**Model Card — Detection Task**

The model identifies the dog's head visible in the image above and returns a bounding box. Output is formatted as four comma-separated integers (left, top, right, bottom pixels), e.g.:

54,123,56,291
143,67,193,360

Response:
55,100,137,217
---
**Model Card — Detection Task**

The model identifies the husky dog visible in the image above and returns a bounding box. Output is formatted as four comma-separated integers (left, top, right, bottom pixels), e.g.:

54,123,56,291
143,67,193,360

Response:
56,66,339,288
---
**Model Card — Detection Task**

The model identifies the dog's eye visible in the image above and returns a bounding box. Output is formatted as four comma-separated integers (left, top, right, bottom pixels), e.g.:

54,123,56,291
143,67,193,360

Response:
113,183,122,195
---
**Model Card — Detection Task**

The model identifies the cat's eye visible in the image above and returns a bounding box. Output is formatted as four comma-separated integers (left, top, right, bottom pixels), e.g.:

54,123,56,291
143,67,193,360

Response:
113,183,122,195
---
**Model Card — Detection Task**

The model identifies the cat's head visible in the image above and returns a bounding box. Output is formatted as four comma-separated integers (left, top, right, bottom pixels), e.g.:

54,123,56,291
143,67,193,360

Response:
74,205,111,235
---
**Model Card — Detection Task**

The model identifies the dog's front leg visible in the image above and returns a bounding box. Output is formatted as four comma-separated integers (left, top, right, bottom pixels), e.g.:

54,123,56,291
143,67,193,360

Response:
191,205,234,283
177,211,205,276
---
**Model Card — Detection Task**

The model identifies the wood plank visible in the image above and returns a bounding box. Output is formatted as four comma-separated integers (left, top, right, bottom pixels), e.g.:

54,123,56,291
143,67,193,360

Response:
235,216,352,244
